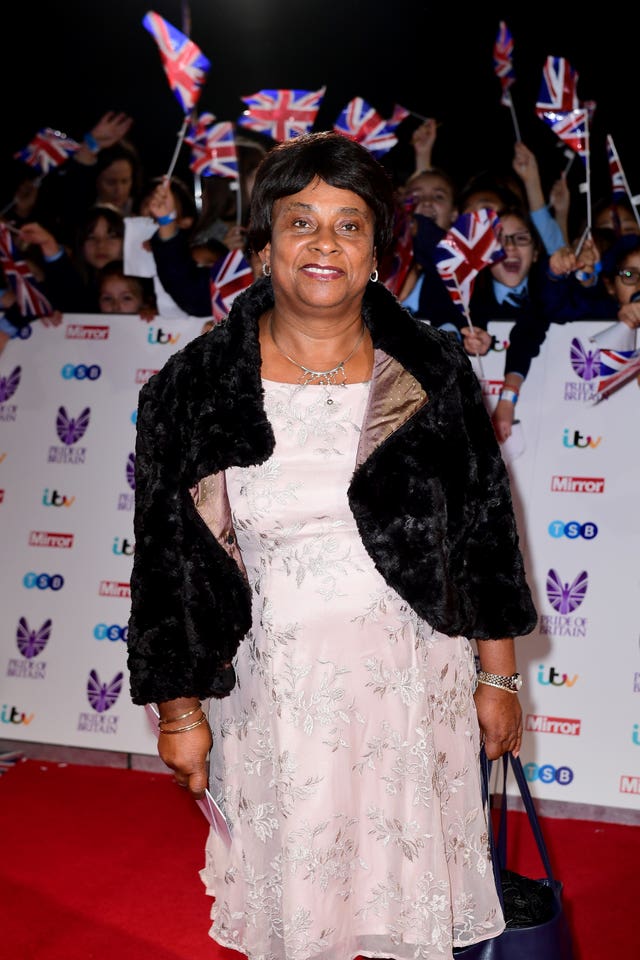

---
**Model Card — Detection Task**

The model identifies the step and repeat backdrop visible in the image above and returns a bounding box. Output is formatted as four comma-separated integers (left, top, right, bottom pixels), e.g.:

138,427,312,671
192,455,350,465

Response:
0,314,638,812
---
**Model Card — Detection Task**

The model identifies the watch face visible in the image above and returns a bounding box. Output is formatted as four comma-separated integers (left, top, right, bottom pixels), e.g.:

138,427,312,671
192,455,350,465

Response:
513,674,523,691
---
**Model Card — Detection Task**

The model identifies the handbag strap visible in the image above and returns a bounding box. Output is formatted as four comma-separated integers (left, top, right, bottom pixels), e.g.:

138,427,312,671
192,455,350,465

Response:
480,747,505,909
495,752,556,881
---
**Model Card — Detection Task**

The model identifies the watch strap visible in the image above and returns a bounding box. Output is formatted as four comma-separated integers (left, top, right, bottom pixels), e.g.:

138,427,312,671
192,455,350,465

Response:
477,670,522,693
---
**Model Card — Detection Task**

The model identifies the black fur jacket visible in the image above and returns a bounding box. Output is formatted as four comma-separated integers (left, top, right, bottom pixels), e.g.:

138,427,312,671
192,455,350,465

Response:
127,277,537,705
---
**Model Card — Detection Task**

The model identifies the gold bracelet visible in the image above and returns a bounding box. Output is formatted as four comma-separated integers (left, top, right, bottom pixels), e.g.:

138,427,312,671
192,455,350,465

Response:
158,712,208,734
158,704,201,726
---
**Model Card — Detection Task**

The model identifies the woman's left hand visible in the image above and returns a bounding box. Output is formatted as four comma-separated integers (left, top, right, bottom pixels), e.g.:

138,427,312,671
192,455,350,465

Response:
474,684,523,759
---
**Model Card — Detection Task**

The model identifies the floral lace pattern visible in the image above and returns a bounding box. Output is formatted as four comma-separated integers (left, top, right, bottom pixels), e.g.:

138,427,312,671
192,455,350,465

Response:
200,380,503,960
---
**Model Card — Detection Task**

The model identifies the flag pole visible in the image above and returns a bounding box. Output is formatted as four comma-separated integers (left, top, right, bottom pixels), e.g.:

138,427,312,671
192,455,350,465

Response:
504,91,521,142
562,150,575,177
165,117,190,181
608,134,640,230
583,116,592,235
231,180,242,227
179,0,203,212
453,276,485,379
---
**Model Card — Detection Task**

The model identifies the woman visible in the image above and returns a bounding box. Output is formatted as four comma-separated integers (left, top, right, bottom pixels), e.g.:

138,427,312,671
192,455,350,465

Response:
127,132,537,960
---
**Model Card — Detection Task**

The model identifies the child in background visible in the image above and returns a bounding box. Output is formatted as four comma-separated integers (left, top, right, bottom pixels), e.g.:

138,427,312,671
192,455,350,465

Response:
18,203,125,313
97,259,157,320
463,207,553,442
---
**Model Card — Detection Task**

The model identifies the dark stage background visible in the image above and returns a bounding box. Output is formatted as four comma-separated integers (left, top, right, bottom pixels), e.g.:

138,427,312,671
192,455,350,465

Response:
5,1,640,231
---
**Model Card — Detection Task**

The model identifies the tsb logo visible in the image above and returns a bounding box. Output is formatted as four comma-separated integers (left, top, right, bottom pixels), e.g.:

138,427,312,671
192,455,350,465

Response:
523,762,574,785
548,520,598,540
94,623,128,642
61,364,101,380
23,572,64,590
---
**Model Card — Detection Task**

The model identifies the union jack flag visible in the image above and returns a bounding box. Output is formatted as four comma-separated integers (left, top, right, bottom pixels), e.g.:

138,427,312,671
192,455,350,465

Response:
493,20,515,107
606,134,628,202
142,11,210,113
380,203,414,296
188,121,238,179
0,224,54,319
536,56,579,115
433,209,505,316
209,249,254,322
594,346,640,402
14,127,80,175
545,108,589,158
333,97,408,157
536,56,590,159
186,112,217,145
238,87,326,141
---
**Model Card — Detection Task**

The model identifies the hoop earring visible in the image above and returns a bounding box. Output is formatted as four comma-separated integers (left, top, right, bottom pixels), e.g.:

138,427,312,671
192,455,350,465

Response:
370,269,379,283
262,262,271,278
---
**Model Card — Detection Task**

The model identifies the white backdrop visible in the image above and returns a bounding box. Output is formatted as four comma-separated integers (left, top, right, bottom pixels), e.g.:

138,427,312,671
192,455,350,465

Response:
1,314,638,812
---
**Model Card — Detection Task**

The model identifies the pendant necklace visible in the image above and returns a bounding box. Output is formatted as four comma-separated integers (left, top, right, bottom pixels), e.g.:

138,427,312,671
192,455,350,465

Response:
269,313,366,405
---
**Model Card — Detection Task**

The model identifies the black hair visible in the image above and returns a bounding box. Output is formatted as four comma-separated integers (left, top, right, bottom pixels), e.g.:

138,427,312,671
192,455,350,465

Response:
497,205,543,255
97,258,156,310
600,234,640,278
94,140,144,203
142,175,197,222
458,171,523,215
247,131,395,256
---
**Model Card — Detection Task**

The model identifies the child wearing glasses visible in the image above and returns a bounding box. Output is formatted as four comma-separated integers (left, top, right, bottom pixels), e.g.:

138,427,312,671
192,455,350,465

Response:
458,207,555,443
542,233,640,331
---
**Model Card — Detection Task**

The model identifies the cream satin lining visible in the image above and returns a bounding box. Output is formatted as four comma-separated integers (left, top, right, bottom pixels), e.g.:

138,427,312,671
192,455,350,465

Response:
355,350,428,469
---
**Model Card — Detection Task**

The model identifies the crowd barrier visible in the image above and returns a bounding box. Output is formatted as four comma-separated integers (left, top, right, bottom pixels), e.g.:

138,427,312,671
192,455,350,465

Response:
0,313,638,812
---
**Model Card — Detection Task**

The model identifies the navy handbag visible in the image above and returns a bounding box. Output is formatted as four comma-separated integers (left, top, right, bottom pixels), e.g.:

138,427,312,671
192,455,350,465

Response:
453,751,574,960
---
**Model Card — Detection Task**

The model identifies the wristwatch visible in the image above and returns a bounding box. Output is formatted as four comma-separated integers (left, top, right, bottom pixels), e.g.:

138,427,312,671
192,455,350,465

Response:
476,671,523,693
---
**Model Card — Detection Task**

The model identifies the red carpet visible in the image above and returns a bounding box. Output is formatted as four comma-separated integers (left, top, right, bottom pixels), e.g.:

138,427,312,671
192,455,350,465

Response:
0,758,634,959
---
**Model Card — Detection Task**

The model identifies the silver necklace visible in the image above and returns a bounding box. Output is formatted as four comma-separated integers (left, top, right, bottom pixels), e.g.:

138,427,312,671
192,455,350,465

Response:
269,314,366,404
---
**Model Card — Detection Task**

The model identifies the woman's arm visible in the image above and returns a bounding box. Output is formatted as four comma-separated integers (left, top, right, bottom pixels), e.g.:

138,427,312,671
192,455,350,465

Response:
474,637,523,759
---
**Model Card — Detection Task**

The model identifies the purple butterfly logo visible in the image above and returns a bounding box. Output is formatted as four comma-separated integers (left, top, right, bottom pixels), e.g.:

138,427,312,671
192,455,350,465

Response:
546,568,588,614
56,406,90,445
0,366,21,402
126,452,136,490
570,338,600,381
16,617,52,658
87,669,123,712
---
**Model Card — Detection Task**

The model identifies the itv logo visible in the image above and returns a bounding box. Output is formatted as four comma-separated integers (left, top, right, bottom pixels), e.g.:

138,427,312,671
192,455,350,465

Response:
562,428,601,449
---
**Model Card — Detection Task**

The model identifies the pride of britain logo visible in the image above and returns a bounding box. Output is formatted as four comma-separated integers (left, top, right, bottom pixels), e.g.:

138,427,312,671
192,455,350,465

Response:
78,669,124,735
539,568,589,638
564,338,600,402
6,617,52,680
47,406,90,464
117,452,136,511
0,366,21,422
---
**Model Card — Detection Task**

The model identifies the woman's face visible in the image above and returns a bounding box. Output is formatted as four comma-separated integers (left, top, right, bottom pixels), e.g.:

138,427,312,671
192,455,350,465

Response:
83,216,123,270
491,213,537,288
261,177,377,315
98,274,143,313
96,159,134,211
